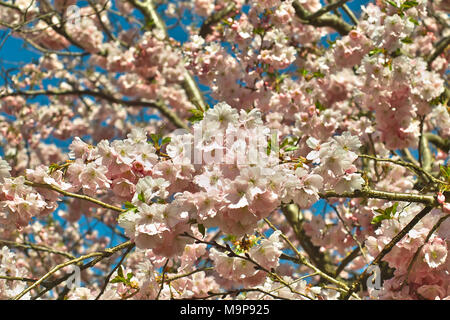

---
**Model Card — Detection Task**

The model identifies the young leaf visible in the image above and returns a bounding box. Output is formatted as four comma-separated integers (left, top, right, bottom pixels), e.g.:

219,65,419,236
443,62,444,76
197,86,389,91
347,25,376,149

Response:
124,201,135,209
117,265,124,278
386,0,398,8
369,48,383,56
402,0,418,9
285,146,299,152
401,37,413,44
371,203,399,224
315,100,326,111
408,17,419,25
188,109,204,123
161,137,171,145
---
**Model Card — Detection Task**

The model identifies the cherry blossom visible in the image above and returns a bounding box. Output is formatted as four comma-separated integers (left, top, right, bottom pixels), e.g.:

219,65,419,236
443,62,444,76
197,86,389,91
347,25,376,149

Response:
0,0,448,301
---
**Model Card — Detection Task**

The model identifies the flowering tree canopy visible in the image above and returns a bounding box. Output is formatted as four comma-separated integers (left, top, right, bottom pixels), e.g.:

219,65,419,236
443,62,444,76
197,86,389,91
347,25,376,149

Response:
0,0,449,300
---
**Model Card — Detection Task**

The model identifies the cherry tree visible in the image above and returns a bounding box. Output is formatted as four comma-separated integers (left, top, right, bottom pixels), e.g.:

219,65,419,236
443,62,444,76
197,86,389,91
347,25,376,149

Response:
0,0,449,300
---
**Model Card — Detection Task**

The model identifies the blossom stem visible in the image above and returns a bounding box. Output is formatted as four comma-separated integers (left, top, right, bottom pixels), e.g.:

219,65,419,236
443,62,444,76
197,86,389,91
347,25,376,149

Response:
0,239,75,260
24,180,126,213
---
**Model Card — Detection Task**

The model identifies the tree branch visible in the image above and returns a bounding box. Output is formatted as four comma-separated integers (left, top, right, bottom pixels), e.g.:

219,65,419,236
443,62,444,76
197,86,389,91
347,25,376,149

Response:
13,240,134,300
199,2,236,38
0,89,189,130
24,180,126,213
341,205,433,299
0,239,75,260
292,0,353,35
320,189,438,206
427,36,450,69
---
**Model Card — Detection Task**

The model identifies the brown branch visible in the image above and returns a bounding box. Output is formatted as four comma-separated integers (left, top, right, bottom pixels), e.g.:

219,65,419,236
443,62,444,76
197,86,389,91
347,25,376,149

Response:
32,242,134,300
199,2,236,38
264,218,360,299
334,246,361,278
0,89,189,130
425,133,450,153
341,205,433,299
358,154,447,185
24,180,126,213
427,36,450,69
320,189,438,206
292,0,353,35
306,0,351,20
0,239,75,260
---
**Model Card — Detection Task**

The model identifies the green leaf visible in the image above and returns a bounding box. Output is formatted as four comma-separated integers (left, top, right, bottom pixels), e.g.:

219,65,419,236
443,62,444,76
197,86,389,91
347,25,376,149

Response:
285,146,299,152
408,17,419,25
110,276,125,284
386,0,398,8
198,224,206,237
124,201,135,209
161,137,171,145
401,37,413,44
117,265,124,278
440,165,450,180
371,202,399,224
223,234,236,243
401,0,418,9
266,139,272,156
253,27,265,35
138,192,145,202
150,133,161,144
371,215,388,225
312,71,325,78
280,137,292,149
127,273,133,281
369,48,383,56
48,163,59,174
188,109,204,123
315,100,326,112
299,68,309,77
